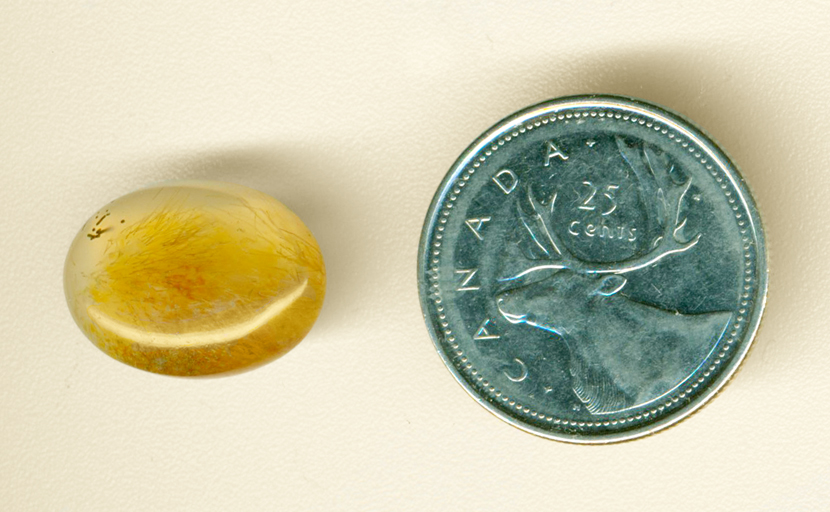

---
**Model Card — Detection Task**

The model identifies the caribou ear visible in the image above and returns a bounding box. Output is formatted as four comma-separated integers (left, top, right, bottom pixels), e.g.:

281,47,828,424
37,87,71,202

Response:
594,275,627,296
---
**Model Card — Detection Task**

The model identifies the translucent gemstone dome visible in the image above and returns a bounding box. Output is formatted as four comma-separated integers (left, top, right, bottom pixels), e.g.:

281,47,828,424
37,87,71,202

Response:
64,180,326,376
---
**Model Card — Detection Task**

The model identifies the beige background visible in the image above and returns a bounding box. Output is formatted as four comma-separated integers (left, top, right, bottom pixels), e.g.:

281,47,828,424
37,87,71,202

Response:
1,1,828,510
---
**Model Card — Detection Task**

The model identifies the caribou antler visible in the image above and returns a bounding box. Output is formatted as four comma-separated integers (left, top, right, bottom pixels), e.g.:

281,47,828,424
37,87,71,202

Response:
503,137,701,281
517,187,567,259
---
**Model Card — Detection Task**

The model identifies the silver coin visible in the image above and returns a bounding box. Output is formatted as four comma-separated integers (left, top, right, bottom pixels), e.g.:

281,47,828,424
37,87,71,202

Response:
418,95,767,443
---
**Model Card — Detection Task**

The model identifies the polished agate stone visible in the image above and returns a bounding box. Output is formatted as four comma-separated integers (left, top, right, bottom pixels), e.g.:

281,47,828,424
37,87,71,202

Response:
64,180,325,376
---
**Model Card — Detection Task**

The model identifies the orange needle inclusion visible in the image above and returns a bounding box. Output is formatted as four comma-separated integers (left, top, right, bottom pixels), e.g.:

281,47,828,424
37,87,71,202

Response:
64,180,326,376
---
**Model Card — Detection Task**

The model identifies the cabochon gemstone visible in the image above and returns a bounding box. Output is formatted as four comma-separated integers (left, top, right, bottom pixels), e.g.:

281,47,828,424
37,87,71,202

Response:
64,180,325,376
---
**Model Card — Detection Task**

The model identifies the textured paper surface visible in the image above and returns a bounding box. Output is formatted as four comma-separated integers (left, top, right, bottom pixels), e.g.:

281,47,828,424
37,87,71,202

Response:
1,2,828,510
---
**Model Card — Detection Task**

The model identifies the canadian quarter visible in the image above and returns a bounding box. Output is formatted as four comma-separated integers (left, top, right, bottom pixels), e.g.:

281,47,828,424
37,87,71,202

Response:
418,95,768,443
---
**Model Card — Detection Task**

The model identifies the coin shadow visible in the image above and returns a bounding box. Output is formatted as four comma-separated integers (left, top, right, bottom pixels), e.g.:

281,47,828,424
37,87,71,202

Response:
122,143,367,344
482,46,794,368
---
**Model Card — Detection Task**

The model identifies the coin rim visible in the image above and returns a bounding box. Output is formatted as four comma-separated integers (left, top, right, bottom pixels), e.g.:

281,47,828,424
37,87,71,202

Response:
417,94,769,443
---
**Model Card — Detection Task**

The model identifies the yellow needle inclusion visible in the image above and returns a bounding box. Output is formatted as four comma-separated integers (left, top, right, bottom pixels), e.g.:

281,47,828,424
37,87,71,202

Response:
64,180,326,376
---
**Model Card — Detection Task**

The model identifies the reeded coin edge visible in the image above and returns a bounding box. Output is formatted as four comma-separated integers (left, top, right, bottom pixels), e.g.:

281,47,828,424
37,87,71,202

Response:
418,95,768,444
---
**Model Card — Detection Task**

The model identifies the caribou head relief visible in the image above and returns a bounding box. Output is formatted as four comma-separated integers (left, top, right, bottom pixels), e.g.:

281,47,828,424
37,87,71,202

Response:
496,136,731,415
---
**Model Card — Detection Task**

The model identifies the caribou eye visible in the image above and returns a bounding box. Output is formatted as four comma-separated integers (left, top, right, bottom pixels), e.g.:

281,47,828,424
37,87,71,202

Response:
594,275,627,296
496,297,527,324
